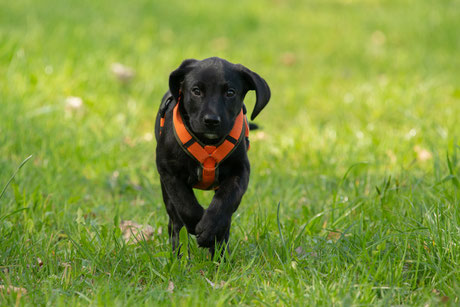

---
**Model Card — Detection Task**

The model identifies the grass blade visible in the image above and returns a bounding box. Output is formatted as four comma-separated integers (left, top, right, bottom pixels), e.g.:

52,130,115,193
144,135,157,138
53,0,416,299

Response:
0,155,33,201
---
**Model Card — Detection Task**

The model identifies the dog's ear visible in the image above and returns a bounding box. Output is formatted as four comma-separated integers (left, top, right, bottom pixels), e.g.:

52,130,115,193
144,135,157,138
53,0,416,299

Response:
169,59,198,101
238,65,271,120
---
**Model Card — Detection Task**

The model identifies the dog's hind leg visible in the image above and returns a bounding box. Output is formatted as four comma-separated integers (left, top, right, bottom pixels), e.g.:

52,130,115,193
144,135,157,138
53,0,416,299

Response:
167,218,183,251
161,182,183,251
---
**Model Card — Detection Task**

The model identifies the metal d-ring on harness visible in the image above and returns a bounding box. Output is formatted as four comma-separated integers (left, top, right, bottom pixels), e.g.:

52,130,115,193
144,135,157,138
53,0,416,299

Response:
159,95,250,190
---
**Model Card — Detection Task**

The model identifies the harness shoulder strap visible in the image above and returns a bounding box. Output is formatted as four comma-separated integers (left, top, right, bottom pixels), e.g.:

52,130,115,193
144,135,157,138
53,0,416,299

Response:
159,95,175,135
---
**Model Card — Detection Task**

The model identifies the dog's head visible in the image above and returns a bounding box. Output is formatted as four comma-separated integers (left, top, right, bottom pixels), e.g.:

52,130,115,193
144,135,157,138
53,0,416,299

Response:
169,57,270,142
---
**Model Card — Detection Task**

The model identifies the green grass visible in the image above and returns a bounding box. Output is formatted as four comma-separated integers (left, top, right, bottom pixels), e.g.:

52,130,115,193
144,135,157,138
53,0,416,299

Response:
1,0,459,305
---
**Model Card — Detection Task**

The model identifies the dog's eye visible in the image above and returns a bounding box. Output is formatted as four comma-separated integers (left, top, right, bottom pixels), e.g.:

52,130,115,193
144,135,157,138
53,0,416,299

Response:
191,87,202,96
226,89,236,98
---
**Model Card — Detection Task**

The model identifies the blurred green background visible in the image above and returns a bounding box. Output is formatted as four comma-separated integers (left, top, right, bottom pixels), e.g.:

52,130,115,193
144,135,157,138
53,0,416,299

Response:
0,0,459,305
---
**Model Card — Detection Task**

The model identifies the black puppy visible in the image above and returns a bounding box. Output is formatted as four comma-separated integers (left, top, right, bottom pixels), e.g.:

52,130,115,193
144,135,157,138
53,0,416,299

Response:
155,57,270,254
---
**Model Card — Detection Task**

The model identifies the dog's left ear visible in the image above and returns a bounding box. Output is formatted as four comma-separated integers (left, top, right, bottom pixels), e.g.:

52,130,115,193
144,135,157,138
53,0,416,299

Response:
169,59,198,101
238,65,271,120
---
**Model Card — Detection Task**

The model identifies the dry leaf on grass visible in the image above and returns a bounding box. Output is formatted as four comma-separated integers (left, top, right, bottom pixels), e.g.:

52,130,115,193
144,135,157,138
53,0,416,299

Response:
111,63,135,83
295,246,318,258
211,37,229,51
280,52,297,66
386,150,397,164
0,285,27,295
200,270,225,289
370,30,386,46
119,220,154,244
167,281,174,293
203,277,225,289
143,132,153,142
327,231,342,242
295,246,306,257
414,146,432,162
253,131,267,141
65,96,84,118
65,96,83,110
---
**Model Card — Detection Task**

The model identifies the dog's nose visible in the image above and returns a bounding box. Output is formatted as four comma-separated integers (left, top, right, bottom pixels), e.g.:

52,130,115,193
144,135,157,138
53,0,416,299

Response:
203,114,221,128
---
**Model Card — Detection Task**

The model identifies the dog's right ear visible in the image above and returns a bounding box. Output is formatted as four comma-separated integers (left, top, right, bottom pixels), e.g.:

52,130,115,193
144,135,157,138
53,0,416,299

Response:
169,59,198,101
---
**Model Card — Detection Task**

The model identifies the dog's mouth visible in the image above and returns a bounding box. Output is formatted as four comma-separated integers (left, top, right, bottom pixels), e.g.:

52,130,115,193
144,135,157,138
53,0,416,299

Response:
195,130,228,145
203,133,219,139
189,121,227,142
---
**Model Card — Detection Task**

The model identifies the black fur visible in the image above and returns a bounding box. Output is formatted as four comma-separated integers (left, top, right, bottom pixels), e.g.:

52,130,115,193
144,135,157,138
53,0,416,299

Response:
155,57,270,254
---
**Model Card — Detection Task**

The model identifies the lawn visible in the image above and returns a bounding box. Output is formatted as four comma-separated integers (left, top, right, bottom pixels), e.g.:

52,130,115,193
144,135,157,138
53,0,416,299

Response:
1,0,459,305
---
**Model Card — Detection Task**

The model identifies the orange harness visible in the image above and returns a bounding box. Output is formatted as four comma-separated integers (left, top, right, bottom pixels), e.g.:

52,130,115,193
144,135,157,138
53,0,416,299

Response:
160,99,249,190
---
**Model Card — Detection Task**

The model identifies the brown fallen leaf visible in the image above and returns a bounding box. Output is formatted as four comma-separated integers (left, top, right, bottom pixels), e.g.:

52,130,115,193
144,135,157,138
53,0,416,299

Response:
111,63,135,83
167,281,174,293
370,30,386,46
143,132,153,142
200,270,225,289
119,220,154,244
296,246,318,258
65,96,83,110
386,150,397,164
441,296,449,303
253,131,267,141
203,277,225,289
327,231,342,242
0,285,27,295
295,246,305,257
414,145,432,162
280,52,297,66
211,37,229,51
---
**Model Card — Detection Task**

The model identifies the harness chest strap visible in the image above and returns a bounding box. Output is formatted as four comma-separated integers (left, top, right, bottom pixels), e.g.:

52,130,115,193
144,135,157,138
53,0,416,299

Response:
168,102,249,190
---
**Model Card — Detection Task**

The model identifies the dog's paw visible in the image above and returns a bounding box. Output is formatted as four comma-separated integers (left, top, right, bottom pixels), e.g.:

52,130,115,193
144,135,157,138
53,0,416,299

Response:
195,210,230,248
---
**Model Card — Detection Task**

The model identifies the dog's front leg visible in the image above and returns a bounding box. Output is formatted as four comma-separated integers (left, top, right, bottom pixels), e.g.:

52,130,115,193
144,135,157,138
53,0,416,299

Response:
195,165,249,249
160,174,205,237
